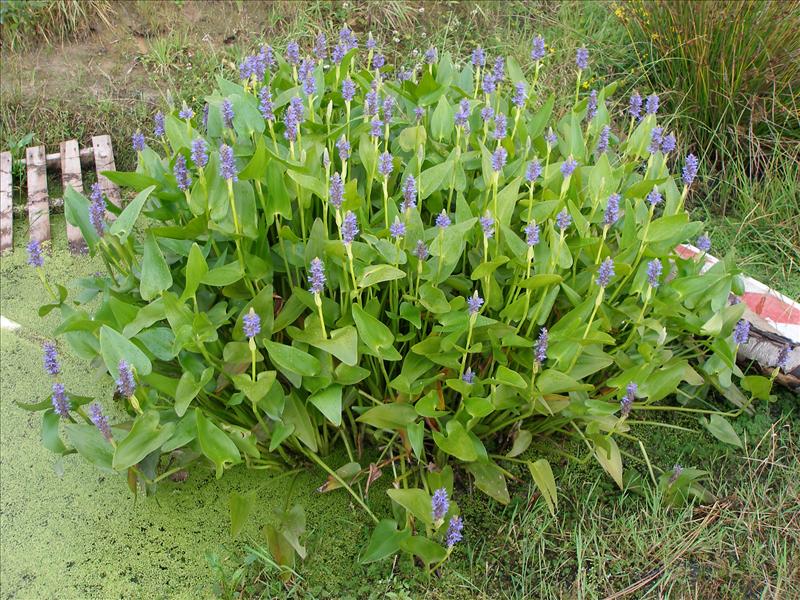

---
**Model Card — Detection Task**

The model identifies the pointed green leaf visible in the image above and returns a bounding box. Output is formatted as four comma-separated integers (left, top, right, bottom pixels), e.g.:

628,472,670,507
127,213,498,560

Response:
527,458,558,516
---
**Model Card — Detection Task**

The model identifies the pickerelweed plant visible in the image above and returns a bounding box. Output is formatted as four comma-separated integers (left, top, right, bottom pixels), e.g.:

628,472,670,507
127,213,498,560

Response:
26,29,786,570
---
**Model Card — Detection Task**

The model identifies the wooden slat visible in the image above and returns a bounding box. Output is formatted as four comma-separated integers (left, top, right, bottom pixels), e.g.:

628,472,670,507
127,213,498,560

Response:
26,145,50,245
0,152,12,253
92,134,121,208
60,140,87,253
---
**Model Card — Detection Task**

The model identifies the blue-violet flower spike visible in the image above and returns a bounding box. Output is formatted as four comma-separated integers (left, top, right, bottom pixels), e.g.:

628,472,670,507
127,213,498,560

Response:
43,342,60,376
116,360,136,398
596,257,615,287
51,382,70,417
432,488,449,521
308,258,326,294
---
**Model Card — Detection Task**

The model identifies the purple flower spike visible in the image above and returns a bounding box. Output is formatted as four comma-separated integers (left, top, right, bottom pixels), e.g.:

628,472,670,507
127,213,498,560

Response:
472,46,486,67
116,360,136,398
682,154,699,186
696,234,711,253
467,291,484,316
432,488,449,521
365,35,377,51
174,155,192,191
132,132,145,152
259,87,275,121
587,89,598,120
561,157,578,177
243,311,261,338
322,148,330,170
378,152,393,177
402,176,417,211
424,47,438,65
492,56,505,82
493,113,507,140
645,94,659,115
372,53,385,70
336,136,351,161
339,25,356,50
221,99,234,128
370,117,384,138
301,59,317,96
480,106,495,122
154,112,165,137
482,73,496,95
382,96,395,123
414,240,429,261
556,209,572,231
179,105,194,120
239,55,255,80
596,125,611,154
603,193,620,226
524,221,540,246
531,35,546,61
414,106,425,122
329,173,344,209
286,40,300,65
596,257,615,287
89,403,112,440
647,258,663,287
576,47,589,70
620,382,636,417
647,188,663,207
390,220,406,239
661,133,676,154
51,382,70,417
436,211,451,229
455,99,471,128
629,92,642,119
342,78,356,102
462,367,475,384
43,342,60,376
733,319,750,345
536,327,549,363
648,126,663,154
89,182,106,236
219,144,238,181
513,82,527,108
314,32,327,60
491,147,507,172
669,464,683,484
545,128,557,147
332,43,346,64
480,212,495,239
27,239,44,267
341,210,359,245
526,158,542,183
446,516,463,548
191,138,208,169
308,258,326,294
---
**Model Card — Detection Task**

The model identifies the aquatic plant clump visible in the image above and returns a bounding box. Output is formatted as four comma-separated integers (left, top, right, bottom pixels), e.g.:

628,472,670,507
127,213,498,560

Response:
27,28,781,569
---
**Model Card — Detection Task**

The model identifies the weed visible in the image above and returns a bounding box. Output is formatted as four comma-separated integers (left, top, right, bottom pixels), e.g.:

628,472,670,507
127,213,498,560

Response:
0,0,113,49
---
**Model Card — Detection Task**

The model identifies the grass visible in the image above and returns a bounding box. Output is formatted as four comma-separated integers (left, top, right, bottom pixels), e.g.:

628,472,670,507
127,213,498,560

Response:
0,0,113,49
694,147,800,299
206,394,800,599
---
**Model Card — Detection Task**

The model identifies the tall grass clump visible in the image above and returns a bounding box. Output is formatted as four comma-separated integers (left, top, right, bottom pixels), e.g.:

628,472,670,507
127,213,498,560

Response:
0,0,113,49
616,0,800,169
